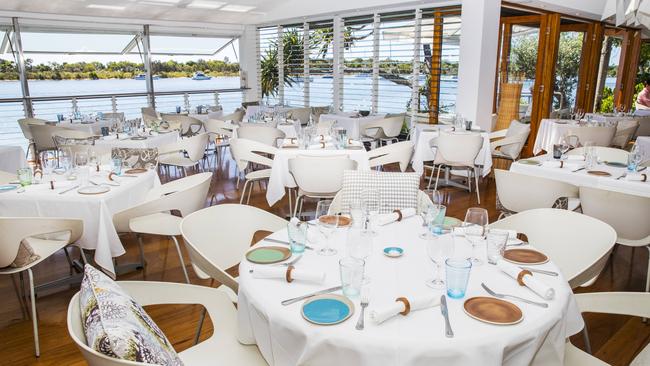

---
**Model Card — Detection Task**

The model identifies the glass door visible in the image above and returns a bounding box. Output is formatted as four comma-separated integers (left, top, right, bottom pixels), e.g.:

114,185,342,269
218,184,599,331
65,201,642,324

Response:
552,23,588,117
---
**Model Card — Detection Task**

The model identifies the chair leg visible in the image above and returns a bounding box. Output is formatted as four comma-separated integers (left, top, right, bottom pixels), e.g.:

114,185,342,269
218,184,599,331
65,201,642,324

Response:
582,324,593,355
294,195,302,220
433,165,442,191
193,308,207,345
137,235,146,269
239,180,248,204
171,236,191,284
27,268,40,357
474,167,481,204
646,246,650,293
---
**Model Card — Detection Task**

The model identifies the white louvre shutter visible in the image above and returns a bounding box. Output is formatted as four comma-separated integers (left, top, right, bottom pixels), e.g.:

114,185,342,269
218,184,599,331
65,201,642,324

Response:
308,20,335,109
341,14,375,112
257,26,280,105
282,24,305,107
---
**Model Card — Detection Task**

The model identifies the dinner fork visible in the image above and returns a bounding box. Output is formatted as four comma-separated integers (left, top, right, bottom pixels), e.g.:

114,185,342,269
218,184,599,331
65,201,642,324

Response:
481,283,548,308
273,254,303,267
616,173,627,180
355,294,369,330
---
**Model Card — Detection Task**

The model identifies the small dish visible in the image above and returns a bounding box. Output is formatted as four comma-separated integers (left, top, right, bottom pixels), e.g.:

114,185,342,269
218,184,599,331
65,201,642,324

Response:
518,159,541,166
0,184,19,193
587,170,612,177
302,294,354,325
78,185,110,195
124,168,147,174
383,247,404,258
245,246,291,264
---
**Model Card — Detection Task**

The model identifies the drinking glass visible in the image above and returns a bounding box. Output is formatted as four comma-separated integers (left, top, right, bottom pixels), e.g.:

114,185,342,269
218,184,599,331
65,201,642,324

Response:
463,207,488,266
425,235,455,289
346,227,373,283
75,150,90,187
17,167,32,187
287,221,307,254
428,204,447,236
486,229,509,265
446,258,472,299
628,143,642,172
316,200,338,256
348,198,363,228
361,189,381,235
339,257,365,298
58,147,73,173
111,158,123,175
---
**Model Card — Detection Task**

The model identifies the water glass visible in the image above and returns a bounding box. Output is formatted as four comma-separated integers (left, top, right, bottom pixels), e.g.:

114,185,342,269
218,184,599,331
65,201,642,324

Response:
316,200,338,256
446,258,472,299
428,204,447,235
287,221,307,254
349,199,363,228
111,158,123,175
552,144,562,159
425,235,455,289
17,167,32,187
339,257,365,298
56,113,64,122
361,189,381,234
486,229,509,265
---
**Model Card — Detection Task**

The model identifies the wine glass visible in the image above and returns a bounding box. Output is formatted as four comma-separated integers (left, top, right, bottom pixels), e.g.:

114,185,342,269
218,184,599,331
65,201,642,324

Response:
425,234,455,289
361,189,381,235
463,207,488,266
419,189,443,238
346,228,373,283
316,200,338,256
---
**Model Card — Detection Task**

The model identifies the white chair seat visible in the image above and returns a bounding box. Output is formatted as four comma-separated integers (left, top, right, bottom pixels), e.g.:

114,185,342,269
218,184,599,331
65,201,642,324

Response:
568,197,581,212
631,344,650,366
0,236,70,275
159,154,200,168
245,168,272,181
565,342,608,366
129,213,182,236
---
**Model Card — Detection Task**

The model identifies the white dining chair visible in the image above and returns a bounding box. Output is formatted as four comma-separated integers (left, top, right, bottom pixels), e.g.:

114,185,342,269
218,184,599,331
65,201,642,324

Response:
490,119,530,163
494,169,580,218
203,118,235,168
566,146,629,164
0,217,84,357
367,140,414,172
237,124,286,147
330,189,433,215
161,114,204,137
29,124,76,163
18,118,48,156
489,208,616,289
611,120,639,149
427,132,484,203
159,133,210,178
578,187,650,292
288,155,357,218
221,108,245,124
229,138,276,205
67,281,267,365
565,292,650,366
112,172,212,284
566,125,616,147
141,107,160,127
286,107,312,125
361,115,404,147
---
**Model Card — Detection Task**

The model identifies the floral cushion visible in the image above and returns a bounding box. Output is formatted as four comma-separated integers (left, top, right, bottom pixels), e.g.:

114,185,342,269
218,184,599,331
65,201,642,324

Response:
79,265,183,365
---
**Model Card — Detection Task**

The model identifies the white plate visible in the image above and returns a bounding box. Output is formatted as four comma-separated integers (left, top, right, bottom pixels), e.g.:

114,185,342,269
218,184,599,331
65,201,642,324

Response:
78,185,110,195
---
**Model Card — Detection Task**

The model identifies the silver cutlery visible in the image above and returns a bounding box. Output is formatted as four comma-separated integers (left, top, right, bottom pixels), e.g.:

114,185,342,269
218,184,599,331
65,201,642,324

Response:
638,167,647,172
572,167,585,173
356,294,369,330
281,285,343,306
481,283,548,308
506,241,527,247
59,185,80,194
520,266,558,277
264,237,314,250
440,295,454,338
274,255,303,267
616,173,627,180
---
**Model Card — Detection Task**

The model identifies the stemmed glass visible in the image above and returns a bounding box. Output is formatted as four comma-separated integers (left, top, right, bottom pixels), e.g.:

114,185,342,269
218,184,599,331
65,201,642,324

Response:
463,207,488,266
361,189,381,235
316,200,338,256
75,150,90,187
425,234,455,289
347,228,373,283
559,138,570,160
419,189,442,239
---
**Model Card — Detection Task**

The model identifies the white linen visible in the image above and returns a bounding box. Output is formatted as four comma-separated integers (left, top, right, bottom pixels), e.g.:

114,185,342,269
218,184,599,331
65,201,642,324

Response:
410,128,493,177
58,119,112,135
496,259,555,300
625,173,648,182
0,145,27,174
566,155,585,161
511,154,650,198
370,294,439,324
251,265,326,284
265,147,370,206
540,160,583,170
94,131,180,151
237,218,584,366
232,123,298,139
637,136,650,163
0,168,159,277
376,207,416,225
319,113,387,140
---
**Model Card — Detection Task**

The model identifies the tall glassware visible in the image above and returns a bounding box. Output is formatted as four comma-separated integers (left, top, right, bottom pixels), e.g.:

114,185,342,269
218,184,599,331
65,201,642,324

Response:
463,207,488,266
316,200,338,256
360,189,381,235
425,234,455,289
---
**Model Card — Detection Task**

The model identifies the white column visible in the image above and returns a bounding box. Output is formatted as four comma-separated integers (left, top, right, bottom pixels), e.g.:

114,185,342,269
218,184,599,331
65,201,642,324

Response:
333,16,344,112
277,25,285,105
371,13,380,114
238,25,259,102
410,9,422,128
303,22,310,107
456,0,501,131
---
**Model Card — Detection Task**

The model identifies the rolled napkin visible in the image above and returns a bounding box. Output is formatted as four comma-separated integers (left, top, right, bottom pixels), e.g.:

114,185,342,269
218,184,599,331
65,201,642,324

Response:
251,265,326,284
370,295,440,324
626,173,648,182
283,138,298,146
376,208,416,225
496,259,555,300
489,228,518,241
308,142,330,149
565,155,585,161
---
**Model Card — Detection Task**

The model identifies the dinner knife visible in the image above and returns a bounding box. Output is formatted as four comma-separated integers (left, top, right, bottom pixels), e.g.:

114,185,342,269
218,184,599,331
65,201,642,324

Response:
59,185,80,194
264,237,314,250
281,286,343,306
440,295,454,338
571,167,585,173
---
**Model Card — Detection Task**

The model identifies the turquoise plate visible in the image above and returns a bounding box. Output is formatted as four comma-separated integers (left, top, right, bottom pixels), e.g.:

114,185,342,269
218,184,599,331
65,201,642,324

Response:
383,247,404,258
604,161,627,168
0,184,18,192
302,294,354,325
519,159,541,166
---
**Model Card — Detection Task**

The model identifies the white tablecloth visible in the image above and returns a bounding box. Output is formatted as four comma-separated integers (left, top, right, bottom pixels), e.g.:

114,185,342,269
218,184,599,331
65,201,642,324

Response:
265,147,370,206
233,123,298,140
0,145,27,174
410,125,493,177
511,155,650,198
319,113,387,140
58,120,113,135
0,169,159,277
95,131,180,150
189,112,223,122
245,106,293,122
637,136,650,163
237,218,584,366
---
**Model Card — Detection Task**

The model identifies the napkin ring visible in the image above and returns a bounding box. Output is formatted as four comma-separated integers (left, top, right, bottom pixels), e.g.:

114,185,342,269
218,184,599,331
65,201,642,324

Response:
319,134,325,141
33,169,43,179
108,172,116,181
285,265,295,283
392,209,403,222
559,161,564,168
290,138,297,144
642,173,647,182
517,269,532,286
395,297,411,315
320,142,325,148
49,180,54,190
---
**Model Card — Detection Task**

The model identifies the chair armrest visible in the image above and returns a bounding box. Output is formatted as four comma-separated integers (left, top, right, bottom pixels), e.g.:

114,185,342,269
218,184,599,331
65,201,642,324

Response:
574,292,650,319
489,129,508,139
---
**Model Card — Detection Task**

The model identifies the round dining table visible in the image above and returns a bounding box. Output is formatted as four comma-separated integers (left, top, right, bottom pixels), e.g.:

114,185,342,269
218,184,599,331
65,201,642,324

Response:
237,217,584,366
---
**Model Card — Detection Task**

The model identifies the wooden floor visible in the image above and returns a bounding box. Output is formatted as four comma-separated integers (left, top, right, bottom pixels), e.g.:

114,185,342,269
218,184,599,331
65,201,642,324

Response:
1,150,649,365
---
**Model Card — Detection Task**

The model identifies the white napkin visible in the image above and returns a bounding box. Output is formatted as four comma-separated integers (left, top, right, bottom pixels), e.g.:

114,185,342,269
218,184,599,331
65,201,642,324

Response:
283,138,298,146
496,259,555,300
565,155,585,161
308,142,332,149
370,295,440,324
489,228,518,241
101,135,117,140
376,208,416,226
251,266,325,284
626,173,648,182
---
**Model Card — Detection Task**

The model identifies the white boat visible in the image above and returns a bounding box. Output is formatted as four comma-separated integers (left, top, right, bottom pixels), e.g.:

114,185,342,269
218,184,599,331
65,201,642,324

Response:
192,72,212,80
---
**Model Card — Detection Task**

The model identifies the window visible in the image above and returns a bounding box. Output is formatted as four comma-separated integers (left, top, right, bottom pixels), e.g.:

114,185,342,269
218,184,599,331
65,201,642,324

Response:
308,20,335,108
282,24,305,107
257,26,280,105
341,14,374,112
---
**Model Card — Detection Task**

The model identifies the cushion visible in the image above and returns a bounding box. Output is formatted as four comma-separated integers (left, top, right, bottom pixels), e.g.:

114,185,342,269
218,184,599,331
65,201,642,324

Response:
111,148,158,169
79,265,183,365
53,135,96,147
499,120,530,159
340,170,420,214
9,240,40,268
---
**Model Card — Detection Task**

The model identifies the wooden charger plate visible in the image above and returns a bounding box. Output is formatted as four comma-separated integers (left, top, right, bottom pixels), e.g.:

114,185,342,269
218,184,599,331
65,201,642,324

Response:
503,248,549,265
245,246,291,264
587,170,612,177
464,297,523,325
124,168,147,174
318,215,352,227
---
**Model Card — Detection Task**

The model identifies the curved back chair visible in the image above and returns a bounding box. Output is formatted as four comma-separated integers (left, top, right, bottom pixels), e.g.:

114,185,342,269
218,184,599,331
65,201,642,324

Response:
0,217,83,357
18,118,48,141
286,107,312,125
490,119,530,161
159,133,209,177
102,112,125,122
237,124,286,147
330,189,433,215
229,138,277,204
566,125,616,147
362,116,404,145
161,114,204,137
30,124,76,156
494,169,579,218
611,120,639,148
489,208,616,288
566,146,629,164
180,204,287,293
288,155,357,217
221,108,245,124
141,107,160,127
68,281,266,365
367,140,414,172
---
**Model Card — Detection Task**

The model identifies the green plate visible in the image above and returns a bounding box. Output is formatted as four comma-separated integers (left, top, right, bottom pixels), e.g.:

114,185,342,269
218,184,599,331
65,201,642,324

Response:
518,159,541,166
245,246,291,264
604,161,627,168
444,216,462,228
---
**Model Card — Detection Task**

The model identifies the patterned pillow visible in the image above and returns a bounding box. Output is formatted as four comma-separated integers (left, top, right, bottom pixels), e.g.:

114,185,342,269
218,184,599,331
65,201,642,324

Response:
111,148,158,169
79,265,183,365
53,135,96,147
340,170,420,214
